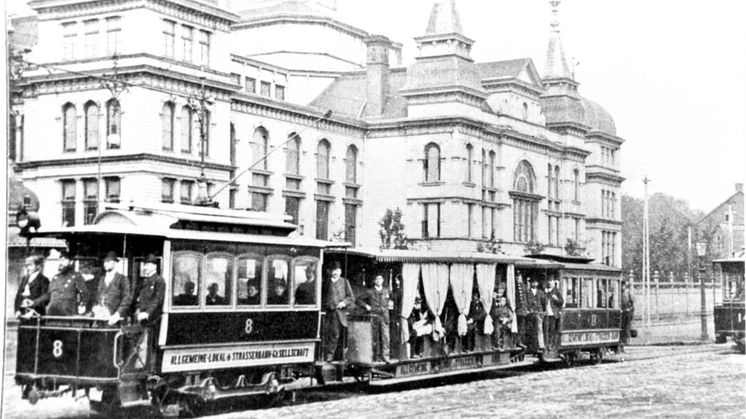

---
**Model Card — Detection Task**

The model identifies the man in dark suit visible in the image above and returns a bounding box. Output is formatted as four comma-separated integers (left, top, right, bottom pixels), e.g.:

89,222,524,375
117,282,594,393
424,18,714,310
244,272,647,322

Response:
524,277,546,352
543,279,564,350
174,280,198,306
14,255,50,318
93,251,132,325
464,291,486,352
322,261,354,362
206,283,227,305
44,251,89,316
135,254,165,324
359,274,394,363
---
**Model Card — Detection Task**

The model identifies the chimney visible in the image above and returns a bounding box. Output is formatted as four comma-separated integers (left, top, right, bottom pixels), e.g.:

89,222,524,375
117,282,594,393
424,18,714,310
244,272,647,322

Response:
736,183,743,193
363,35,391,118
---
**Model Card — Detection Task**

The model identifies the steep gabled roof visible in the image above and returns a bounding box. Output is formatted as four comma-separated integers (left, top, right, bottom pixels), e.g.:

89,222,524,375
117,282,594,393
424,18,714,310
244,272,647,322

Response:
308,68,408,119
476,58,543,89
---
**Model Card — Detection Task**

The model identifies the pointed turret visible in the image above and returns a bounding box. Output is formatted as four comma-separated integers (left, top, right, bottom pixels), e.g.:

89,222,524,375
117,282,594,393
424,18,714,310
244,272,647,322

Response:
425,0,462,35
543,0,573,80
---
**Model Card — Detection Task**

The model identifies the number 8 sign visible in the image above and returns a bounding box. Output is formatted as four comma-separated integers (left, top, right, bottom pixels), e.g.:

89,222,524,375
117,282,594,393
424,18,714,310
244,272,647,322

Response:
52,340,64,358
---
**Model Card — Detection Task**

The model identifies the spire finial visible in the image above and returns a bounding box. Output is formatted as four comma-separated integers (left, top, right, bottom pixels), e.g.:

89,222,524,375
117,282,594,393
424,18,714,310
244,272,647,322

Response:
543,0,573,80
549,0,561,33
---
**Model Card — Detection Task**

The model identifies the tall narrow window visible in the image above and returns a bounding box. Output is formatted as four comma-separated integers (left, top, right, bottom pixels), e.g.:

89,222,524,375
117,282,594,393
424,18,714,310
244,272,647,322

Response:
180,106,192,153
547,163,553,199
465,144,473,183
245,77,256,94
253,127,269,170
467,203,474,237
163,20,175,58
316,200,329,240
422,203,441,238
554,165,560,201
317,139,330,179
180,180,194,204
611,192,616,218
198,30,210,66
573,169,580,201
105,177,121,202
488,151,496,188
344,204,357,245
83,19,98,58
63,103,77,151
275,85,285,100
424,143,441,182
162,178,175,203
105,17,121,56
106,99,121,149
182,25,193,62
83,178,98,225
286,134,300,175
62,22,77,60
285,197,300,226
162,102,174,151
345,145,358,184
260,81,271,97
61,180,76,227
512,160,539,243
522,102,528,120
84,101,99,150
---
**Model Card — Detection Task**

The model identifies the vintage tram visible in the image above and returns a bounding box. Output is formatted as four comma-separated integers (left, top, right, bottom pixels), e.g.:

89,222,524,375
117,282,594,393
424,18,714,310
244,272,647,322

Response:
712,253,745,350
15,203,329,415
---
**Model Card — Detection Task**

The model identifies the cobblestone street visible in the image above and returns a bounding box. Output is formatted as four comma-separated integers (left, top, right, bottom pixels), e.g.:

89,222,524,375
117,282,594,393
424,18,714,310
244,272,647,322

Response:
2,344,743,419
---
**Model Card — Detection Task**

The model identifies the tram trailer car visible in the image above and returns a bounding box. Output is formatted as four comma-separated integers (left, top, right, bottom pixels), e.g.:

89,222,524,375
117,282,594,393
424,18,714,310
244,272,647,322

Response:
712,255,745,350
15,204,330,415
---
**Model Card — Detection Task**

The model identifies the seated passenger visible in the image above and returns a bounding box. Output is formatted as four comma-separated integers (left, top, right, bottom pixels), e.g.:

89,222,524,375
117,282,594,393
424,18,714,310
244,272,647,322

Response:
464,291,486,352
173,280,198,306
206,283,227,305
267,280,288,305
490,295,513,349
294,265,317,305
241,281,260,305
408,297,433,358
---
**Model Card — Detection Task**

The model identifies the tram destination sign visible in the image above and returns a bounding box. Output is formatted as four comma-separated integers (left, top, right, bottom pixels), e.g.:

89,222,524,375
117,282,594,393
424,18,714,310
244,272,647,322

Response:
161,341,315,372
561,330,620,346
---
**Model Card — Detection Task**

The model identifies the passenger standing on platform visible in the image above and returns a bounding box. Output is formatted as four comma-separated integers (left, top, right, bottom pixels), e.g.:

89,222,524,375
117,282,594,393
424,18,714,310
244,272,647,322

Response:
491,295,513,349
464,291,486,352
322,261,354,362
360,275,393,363
620,281,634,350
44,251,89,316
514,276,528,349
14,255,50,318
92,251,132,325
135,254,165,324
525,277,546,352
543,280,564,350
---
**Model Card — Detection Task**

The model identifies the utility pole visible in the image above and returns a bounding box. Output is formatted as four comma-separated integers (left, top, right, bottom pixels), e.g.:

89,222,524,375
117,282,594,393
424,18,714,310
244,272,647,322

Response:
98,54,127,204
642,175,651,331
695,241,709,340
187,74,213,205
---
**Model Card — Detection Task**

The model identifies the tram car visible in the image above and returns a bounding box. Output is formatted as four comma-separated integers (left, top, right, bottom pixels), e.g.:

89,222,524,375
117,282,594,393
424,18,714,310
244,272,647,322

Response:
712,253,745,350
14,203,329,415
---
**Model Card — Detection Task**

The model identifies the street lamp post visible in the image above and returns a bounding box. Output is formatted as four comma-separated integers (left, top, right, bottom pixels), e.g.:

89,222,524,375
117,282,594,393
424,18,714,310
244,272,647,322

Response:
696,241,709,340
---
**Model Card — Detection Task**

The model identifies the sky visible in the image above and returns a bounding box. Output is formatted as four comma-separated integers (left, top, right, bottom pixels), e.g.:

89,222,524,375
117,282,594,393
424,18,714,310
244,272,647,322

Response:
6,0,746,212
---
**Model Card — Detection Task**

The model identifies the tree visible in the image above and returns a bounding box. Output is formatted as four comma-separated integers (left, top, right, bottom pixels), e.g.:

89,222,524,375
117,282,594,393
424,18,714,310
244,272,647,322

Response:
564,238,586,256
379,208,410,250
523,239,546,255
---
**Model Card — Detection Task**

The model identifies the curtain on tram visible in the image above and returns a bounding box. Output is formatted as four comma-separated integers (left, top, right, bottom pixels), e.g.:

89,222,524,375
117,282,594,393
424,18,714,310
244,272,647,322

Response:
507,264,518,333
476,264,496,335
400,263,421,342
449,264,473,336
421,263,449,340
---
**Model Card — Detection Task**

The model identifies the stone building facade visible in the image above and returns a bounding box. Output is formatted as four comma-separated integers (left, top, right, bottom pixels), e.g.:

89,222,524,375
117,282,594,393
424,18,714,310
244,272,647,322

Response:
9,0,624,266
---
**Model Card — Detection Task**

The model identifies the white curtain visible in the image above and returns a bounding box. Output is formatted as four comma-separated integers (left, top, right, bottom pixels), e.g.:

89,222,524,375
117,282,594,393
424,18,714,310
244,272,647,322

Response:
399,263,421,342
507,264,518,333
449,264,473,336
476,263,496,335
421,263,449,340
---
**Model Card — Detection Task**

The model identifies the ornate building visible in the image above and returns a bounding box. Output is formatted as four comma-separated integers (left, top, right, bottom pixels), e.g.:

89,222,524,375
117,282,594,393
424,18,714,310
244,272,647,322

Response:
10,0,624,265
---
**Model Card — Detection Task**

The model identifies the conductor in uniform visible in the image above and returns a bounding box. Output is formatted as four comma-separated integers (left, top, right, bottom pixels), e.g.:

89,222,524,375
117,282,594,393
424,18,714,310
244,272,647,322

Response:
322,261,354,362
44,251,90,316
135,254,165,324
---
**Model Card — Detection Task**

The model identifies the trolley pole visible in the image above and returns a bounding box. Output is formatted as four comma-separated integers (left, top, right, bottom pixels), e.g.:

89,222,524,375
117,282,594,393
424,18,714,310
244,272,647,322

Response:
696,242,709,341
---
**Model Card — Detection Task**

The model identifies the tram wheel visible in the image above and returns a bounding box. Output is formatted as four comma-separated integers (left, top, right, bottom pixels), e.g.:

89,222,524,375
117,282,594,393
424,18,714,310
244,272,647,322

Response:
590,349,604,365
563,353,575,368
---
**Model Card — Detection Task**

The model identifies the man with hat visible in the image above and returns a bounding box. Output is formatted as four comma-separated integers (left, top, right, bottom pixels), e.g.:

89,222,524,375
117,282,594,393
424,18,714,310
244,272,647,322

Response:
92,251,132,325
543,279,563,350
134,254,165,324
322,260,354,362
359,274,394,363
14,255,50,318
44,250,90,316
524,277,547,352
267,279,289,305
294,264,317,305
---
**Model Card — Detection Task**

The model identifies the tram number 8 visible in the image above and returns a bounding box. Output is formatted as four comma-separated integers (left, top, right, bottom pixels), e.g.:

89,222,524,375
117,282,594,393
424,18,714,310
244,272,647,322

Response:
52,340,63,358
245,318,254,335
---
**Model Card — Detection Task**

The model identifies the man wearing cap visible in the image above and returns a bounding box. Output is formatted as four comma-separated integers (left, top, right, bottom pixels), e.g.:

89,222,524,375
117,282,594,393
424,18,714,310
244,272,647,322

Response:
620,281,634,350
322,261,354,362
135,254,165,324
93,251,132,325
44,251,90,316
206,283,227,305
174,280,198,306
294,265,317,305
14,255,50,318
525,277,546,352
543,279,563,350
359,274,393,363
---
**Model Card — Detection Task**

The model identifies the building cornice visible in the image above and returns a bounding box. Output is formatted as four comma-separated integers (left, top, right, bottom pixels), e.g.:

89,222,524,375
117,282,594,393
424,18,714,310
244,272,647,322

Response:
585,130,625,146
585,218,623,227
482,78,544,97
16,153,235,172
233,13,369,39
585,169,625,184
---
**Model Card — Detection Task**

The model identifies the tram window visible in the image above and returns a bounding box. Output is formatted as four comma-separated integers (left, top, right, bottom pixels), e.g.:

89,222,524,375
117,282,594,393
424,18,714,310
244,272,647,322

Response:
172,251,201,307
267,256,290,306
609,279,620,308
204,253,234,306
293,257,319,306
581,278,593,308
596,279,607,308
237,254,263,306
563,277,579,308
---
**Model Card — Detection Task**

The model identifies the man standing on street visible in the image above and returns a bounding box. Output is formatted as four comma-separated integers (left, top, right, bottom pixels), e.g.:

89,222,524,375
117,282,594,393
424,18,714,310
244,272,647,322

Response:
322,261,354,362
620,281,634,350
44,251,89,316
14,255,50,318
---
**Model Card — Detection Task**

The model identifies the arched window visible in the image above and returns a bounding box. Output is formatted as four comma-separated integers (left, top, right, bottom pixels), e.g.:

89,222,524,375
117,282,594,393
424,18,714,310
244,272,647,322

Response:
63,103,77,151
345,145,358,184
554,165,560,200
424,143,441,182
512,160,538,243
481,149,487,186
106,98,121,149
547,163,553,198
488,151,496,188
162,102,174,151
522,102,528,120
286,133,300,175
229,123,236,166
465,144,473,183
180,105,192,153
84,101,99,150
317,139,330,179
573,169,580,201
253,126,269,170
